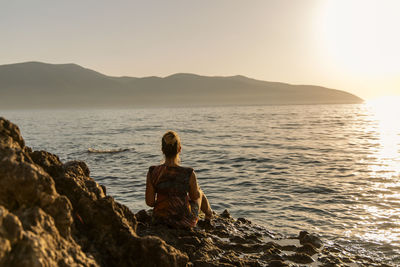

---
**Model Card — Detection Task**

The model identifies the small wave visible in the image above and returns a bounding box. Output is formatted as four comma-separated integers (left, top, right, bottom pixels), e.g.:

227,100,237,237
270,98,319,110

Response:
87,147,135,153
180,129,205,134
230,157,273,164
268,171,289,175
299,160,323,164
292,186,337,194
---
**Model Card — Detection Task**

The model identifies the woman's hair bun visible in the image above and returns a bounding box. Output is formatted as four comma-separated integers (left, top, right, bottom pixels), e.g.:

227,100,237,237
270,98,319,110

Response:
162,131,180,157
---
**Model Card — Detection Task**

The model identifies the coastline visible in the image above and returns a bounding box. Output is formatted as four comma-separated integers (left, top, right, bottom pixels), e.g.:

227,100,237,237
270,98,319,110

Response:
0,117,392,266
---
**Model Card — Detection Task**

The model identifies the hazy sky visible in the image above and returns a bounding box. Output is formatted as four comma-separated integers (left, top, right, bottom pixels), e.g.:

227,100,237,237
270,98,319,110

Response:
1,0,399,100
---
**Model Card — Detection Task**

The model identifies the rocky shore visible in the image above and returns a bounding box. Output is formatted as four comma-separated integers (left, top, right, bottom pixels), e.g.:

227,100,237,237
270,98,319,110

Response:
0,117,392,266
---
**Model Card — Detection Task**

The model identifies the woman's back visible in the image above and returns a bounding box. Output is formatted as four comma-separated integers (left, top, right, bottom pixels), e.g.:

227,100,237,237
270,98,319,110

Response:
148,164,197,228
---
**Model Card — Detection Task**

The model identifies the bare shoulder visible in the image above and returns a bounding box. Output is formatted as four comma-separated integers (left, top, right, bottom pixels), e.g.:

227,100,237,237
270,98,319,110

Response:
188,169,200,200
189,169,198,187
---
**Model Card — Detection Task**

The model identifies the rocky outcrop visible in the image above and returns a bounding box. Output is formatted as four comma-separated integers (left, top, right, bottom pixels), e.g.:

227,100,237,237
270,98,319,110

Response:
135,208,390,266
0,117,392,266
0,117,187,267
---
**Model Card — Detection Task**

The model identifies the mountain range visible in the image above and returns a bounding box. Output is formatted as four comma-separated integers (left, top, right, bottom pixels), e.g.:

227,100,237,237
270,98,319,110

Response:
0,62,363,109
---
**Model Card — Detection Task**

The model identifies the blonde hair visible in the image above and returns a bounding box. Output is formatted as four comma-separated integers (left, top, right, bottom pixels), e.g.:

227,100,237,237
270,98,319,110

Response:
161,131,181,163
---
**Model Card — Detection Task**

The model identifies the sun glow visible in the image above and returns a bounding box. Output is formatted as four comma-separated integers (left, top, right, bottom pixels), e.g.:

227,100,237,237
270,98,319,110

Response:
317,0,400,76
367,95,400,127
366,95,400,169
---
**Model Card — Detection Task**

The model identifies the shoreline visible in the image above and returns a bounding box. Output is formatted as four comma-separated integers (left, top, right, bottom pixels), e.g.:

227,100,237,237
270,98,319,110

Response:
0,116,393,266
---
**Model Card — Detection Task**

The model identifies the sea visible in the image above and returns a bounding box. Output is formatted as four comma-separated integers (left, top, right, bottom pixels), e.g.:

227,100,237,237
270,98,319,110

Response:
2,103,400,264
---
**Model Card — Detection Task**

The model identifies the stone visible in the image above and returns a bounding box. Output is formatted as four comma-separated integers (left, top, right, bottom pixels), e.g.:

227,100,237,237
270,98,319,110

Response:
135,209,152,224
237,217,251,224
0,117,25,150
296,242,319,256
285,252,314,264
298,230,323,248
268,260,289,267
220,209,231,218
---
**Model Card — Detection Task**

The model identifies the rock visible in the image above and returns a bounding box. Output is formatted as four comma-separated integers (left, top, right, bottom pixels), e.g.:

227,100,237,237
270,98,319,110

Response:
100,185,107,195
268,260,289,267
261,248,283,262
11,206,98,267
136,209,152,224
229,235,247,244
285,252,314,264
197,219,215,231
237,217,251,224
192,260,234,267
0,117,188,267
243,233,261,243
0,117,25,150
280,245,297,251
298,230,323,248
296,243,319,256
0,205,23,265
30,150,63,177
318,254,342,265
221,209,231,218
0,149,74,239
179,236,202,246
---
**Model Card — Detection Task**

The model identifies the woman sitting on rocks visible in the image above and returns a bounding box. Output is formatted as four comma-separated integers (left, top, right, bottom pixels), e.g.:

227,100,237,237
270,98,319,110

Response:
146,131,213,228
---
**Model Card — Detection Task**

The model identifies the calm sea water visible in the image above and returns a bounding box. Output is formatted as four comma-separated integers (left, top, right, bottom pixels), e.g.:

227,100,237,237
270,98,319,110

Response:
2,104,400,263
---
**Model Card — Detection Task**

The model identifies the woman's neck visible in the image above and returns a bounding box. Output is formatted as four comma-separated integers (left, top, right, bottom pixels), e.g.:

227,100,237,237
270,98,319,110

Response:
164,157,179,166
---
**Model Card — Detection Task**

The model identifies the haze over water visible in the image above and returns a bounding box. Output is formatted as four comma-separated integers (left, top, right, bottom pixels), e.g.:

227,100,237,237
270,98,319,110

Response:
2,102,400,263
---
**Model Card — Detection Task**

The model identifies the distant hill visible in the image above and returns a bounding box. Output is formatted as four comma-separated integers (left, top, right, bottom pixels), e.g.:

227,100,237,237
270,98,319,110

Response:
0,62,363,109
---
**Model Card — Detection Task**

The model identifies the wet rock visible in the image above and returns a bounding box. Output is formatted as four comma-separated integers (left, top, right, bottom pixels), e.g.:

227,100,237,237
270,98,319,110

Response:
285,252,314,264
340,256,354,263
268,260,289,267
136,209,152,224
229,235,248,244
296,243,319,256
179,235,202,246
318,254,341,266
221,209,231,218
243,233,262,243
237,217,251,224
193,260,234,267
261,248,283,261
197,218,215,231
298,230,323,248
281,245,297,251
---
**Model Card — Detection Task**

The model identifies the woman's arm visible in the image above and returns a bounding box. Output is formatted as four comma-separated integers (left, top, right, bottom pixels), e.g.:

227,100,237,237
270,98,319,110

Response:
145,170,156,207
189,171,201,201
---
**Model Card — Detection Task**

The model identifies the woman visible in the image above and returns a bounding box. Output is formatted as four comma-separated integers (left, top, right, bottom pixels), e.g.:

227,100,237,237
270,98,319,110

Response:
145,131,212,228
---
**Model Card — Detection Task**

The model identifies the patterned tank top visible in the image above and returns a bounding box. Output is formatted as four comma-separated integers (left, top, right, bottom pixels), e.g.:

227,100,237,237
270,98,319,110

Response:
148,164,198,228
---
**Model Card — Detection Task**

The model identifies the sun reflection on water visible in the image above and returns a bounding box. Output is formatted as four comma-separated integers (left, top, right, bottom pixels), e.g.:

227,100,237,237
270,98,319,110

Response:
357,96,400,246
366,96,400,176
